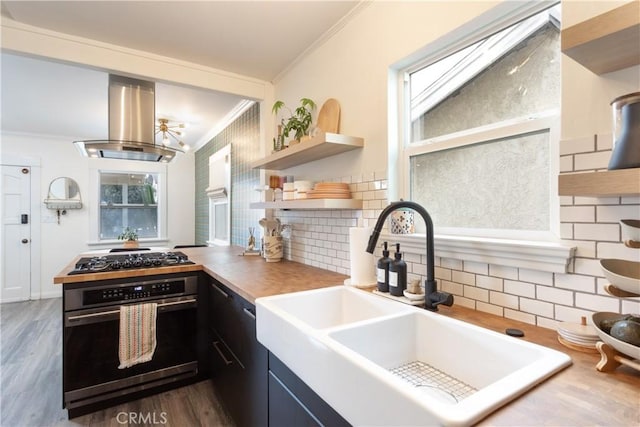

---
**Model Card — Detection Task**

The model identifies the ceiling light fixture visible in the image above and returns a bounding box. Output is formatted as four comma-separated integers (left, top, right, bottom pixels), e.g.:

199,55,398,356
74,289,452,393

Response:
155,118,190,151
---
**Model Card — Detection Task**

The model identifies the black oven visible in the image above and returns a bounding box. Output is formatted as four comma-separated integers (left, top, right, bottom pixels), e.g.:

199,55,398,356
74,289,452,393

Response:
63,273,199,417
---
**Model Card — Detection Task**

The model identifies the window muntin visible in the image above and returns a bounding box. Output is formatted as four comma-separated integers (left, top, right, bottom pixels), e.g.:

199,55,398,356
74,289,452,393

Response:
402,3,560,239
99,172,159,239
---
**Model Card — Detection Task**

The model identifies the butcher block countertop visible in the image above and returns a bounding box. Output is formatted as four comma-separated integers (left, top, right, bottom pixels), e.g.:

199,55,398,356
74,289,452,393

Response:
54,246,639,425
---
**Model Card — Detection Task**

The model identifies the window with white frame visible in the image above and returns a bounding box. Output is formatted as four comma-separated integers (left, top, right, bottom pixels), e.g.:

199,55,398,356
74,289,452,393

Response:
99,172,159,239
400,3,560,240
207,145,231,246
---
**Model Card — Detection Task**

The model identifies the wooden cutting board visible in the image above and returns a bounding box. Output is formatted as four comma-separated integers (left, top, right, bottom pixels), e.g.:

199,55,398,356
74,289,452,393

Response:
316,98,340,133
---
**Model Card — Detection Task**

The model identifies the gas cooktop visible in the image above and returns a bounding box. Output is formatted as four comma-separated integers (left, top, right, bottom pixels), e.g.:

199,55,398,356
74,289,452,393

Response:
67,251,195,275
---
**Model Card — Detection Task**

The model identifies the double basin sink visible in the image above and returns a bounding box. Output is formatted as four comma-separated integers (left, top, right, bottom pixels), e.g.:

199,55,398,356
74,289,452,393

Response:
256,286,571,426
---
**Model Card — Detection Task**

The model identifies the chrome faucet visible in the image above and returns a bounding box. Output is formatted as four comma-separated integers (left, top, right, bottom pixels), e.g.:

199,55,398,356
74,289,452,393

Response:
366,200,454,311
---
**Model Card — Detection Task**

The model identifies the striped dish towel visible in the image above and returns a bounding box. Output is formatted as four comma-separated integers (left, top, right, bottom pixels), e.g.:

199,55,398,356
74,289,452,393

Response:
118,303,158,369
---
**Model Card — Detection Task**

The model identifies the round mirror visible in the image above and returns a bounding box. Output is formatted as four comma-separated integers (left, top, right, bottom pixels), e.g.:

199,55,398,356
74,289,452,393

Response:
48,177,80,200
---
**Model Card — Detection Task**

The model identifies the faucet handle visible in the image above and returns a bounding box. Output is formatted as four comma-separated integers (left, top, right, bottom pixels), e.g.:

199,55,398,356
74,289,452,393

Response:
430,292,454,307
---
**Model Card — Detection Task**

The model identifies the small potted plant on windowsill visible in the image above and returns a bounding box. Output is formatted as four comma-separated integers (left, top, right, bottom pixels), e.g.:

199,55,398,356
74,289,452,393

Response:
117,226,139,248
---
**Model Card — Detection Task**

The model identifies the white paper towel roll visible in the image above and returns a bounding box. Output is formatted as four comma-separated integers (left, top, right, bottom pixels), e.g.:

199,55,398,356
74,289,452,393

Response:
347,227,376,287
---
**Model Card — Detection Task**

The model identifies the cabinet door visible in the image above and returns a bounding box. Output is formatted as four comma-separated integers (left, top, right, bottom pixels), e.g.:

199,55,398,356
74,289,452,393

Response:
269,371,322,427
268,353,350,427
207,277,268,427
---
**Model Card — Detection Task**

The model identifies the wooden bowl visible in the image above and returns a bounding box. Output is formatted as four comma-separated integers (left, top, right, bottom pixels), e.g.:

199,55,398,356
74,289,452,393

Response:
591,312,640,360
600,259,640,295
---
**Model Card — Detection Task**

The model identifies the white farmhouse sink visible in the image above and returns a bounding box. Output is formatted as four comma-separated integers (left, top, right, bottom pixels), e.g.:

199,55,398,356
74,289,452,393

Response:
256,286,571,426
257,285,412,329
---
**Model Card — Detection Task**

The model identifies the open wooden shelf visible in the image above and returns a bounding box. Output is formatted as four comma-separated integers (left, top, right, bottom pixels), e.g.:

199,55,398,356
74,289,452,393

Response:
558,168,640,196
252,131,363,170
561,1,640,74
250,199,363,210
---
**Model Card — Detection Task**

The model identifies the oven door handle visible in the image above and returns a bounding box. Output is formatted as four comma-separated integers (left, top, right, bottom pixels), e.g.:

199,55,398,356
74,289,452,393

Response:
67,298,197,322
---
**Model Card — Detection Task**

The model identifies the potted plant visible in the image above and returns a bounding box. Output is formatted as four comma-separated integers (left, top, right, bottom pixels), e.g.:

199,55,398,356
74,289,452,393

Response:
272,98,317,147
117,226,139,248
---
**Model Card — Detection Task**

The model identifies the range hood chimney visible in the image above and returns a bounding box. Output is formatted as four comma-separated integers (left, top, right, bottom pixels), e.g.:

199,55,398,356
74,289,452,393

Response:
74,75,182,162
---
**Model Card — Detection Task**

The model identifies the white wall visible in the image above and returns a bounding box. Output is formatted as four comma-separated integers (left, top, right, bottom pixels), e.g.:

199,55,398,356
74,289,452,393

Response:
271,0,498,180
1,132,195,299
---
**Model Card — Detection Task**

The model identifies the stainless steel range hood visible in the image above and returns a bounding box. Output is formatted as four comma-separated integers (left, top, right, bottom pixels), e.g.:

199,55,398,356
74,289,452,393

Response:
74,75,181,162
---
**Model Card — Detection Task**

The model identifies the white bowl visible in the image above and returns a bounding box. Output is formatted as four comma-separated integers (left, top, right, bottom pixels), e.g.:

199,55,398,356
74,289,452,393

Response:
591,312,640,360
600,259,640,295
621,219,640,247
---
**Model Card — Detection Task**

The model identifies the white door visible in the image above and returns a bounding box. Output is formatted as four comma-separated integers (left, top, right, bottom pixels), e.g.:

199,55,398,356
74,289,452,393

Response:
1,165,31,302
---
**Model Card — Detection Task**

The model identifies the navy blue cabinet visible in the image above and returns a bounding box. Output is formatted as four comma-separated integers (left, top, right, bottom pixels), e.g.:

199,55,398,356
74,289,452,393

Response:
207,278,268,427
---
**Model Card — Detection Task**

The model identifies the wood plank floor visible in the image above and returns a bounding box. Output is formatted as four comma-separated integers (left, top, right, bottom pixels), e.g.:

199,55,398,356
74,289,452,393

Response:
1,298,234,427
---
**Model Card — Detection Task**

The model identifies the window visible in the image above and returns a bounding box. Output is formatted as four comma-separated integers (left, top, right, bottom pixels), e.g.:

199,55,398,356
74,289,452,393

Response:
89,165,167,245
99,172,159,239
400,3,560,240
206,145,231,246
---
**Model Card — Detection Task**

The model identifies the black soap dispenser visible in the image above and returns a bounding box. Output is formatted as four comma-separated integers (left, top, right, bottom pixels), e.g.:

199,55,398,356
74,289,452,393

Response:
376,242,392,292
389,243,407,297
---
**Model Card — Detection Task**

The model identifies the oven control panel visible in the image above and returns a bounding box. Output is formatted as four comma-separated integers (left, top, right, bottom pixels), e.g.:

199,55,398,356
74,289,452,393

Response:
83,280,185,305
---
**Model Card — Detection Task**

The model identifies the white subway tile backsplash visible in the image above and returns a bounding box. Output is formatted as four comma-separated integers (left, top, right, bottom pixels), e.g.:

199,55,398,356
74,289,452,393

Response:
536,285,573,305
464,285,488,302
520,298,554,317
575,293,619,312
454,296,476,309
597,205,640,222
463,261,488,275
574,223,619,241
452,270,475,286
476,302,503,316
489,291,518,309
477,275,503,291
554,305,594,323
621,196,640,204
559,155,573,173
519,268,554,286
574,151,611,171
574,196,620,205
435,267,452,281
537,317,560,330
560,206,595,223
440,280,464,296
560,135,594,155
504,280,535,298
554,273,595,292
597,242,640,261
622,299,640,314
441,258,463,270
560,223,574,239
504,309,536,325
571,240,596,258
574,257,605,277
489,265,518,280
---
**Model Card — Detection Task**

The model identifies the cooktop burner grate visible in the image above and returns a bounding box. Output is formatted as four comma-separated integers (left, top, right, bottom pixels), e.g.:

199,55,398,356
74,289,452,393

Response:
68,251,194,275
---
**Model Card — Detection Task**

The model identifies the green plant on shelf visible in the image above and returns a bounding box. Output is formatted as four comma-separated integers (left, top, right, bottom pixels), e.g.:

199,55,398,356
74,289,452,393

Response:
272,98,317,145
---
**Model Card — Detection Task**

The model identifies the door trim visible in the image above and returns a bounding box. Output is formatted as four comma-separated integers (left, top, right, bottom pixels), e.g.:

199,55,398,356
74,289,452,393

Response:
1,154,42,300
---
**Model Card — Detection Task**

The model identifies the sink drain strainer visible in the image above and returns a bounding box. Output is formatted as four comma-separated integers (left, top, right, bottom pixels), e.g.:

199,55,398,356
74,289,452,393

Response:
390,361,477,404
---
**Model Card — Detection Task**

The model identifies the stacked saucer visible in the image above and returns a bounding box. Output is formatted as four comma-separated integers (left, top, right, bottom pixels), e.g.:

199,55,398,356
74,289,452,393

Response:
557,318,599,353
306,182,352,199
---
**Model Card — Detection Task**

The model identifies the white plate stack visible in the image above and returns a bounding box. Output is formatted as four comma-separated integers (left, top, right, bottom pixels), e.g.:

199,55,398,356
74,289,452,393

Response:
557,317,599,353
